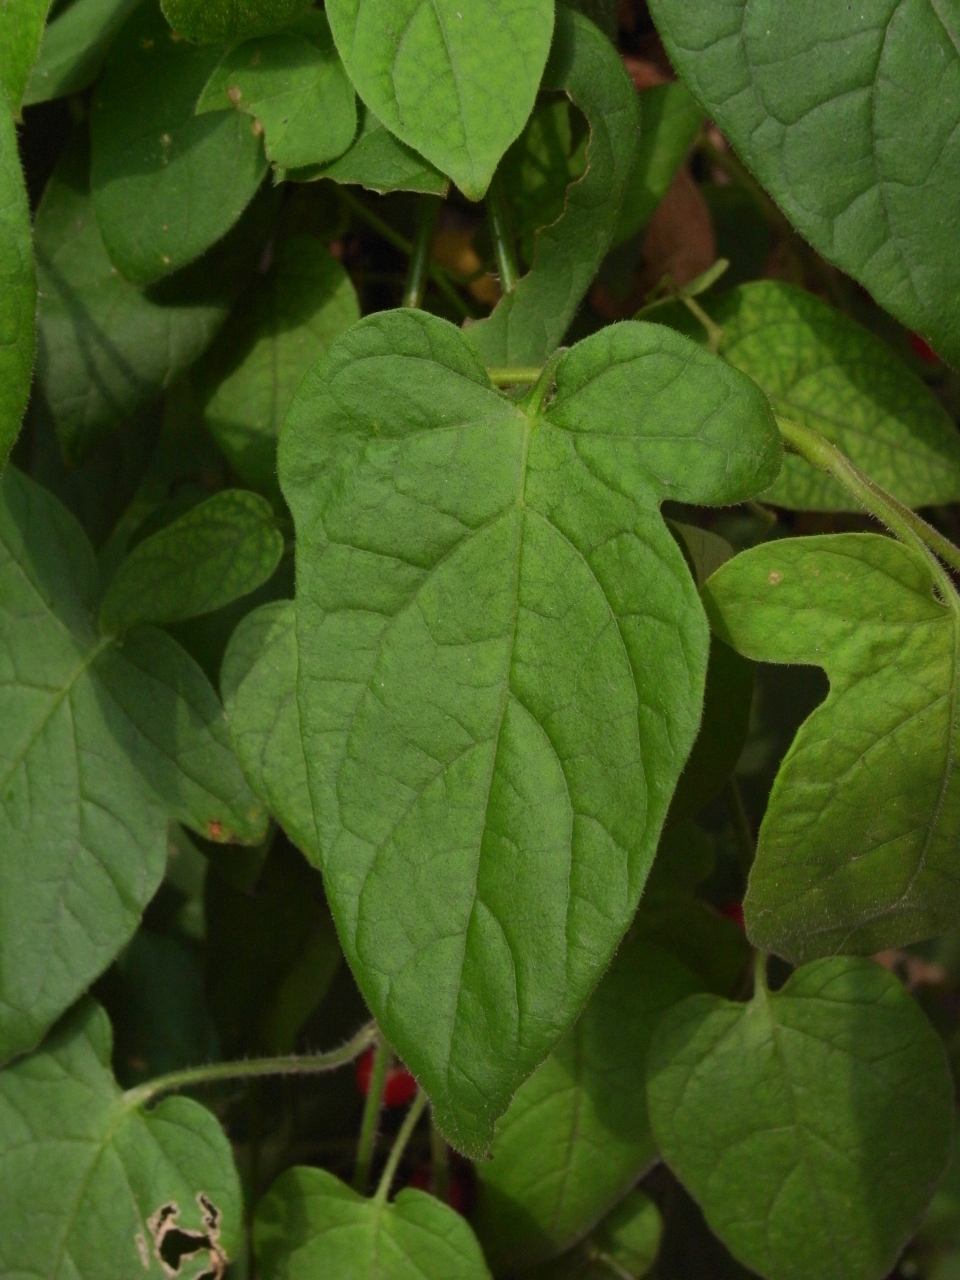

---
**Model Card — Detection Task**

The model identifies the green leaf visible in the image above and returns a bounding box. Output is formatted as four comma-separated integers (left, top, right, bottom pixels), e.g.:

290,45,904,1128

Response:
221,601,315,858
703,532,960,961
614,81,704,247
468,8,639,368
161,0,315,43
100,489,284,634
306,102,447,194
472,930,700,1274
647,955,955,1280
0,89,35,467
325,0,554,201
524,1190,663,1280
196,14,356,170
35,127,276,464
23,0,140,106
558,0,618,43
90,2,268,284
278,308,781,1155
0,467,266,1063
0,998,243,1279
199,235,360,501
676,282,960,511
255,1166,493,1280
646,0,960,367
0,0,50,112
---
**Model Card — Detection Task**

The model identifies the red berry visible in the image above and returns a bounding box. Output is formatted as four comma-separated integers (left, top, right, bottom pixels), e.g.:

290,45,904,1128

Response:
719,901,745,931
355,1048,419,1108
910,333,941,364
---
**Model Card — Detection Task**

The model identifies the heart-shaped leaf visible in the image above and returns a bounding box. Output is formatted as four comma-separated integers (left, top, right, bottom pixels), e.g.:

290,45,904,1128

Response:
647,0,960,366
648,956,954,1280
0,998,243,1279
255,1166,493,1279
325,0,554,201
278,308,781,1154
703,533,960,961
161,0,315,43
0,89,35,467
0,467,266,1063
23,0,141,106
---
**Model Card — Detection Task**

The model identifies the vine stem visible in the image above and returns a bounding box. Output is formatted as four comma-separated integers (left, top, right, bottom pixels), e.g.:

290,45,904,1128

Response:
486,367,543,386
485,171,520,295
123,1022,378,1109
373,1089,429,1206
352,1034,391,1194
402,195,442,309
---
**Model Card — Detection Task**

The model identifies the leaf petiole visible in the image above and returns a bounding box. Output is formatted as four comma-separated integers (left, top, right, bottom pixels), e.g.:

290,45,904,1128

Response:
402,194,442,309
485,170,521,295
353,1034,391,1193
373,1089,429,1206
486,366,543,385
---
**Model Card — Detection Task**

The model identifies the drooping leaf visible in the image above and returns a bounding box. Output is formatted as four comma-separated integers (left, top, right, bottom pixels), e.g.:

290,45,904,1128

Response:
35,128,277,464
0,0,50,113
468,7,639,367
0,88,35,468
647,0,960,367
278,308,781,1154
647,956,954,1280
90,2,268,284
23,0,141,106
306,102,447,194
161,0,315,43
525,1190,663,1280
614,81,704,246
255,1166,493,1280
472,931,700,1274
0,999,243,1280
325,0,554,201
196,14,356,170
667,281,960,511
704,533,960,960
100,489,283,634
0,467,266,1063
199,235,359,501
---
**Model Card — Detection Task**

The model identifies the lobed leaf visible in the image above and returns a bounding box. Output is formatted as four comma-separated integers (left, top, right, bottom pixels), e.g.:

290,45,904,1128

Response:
161,0,316,43
614,81,704,247
703,533,960,961
647,0,960,366
0,999,243,1280
23,0,141,106
0,88,35,468
0,468,266,1063
279,308,781,1154
0,0,50,113
647,956,954,1280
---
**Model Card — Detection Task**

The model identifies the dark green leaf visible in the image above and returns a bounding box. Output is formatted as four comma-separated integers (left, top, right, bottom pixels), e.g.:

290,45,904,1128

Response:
305,102,447,194
199,235,359,501
468,8,639,367
23,0,141,106
0,89,35,467
326,0,554,201
161,0,315,43
524,1190,663,1280
647,0,960,366
648,956,954,1280
0,0,50,112
196,14,356,170
0,467,266,1063
559,0,618,43
472,931,700,1274
278,308,781,1154
0,999,242,1279
614,81,704,246
91,2,268,283
100,489,283,633
255,1166,493,1279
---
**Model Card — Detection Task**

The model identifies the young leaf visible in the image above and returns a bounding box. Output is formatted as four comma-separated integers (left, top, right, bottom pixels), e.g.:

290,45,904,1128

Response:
23,0,141,106
703,533,960,961
0,999,243,1279
196,14,356,170
472,931,700,1274
525,1189,663,1280
0,467,266,1063
647,0,960,367
672,281,960,511
255,1166,493,1280
306,102,447,194
278,308,781,1154
100,489,284,634
0,88,35,467
0,0,50,113
325,0,554,201
221,601,316,858
647,956,954,1280
199,235,360,500
614,81,704,247
161,0,316,43
468,8,639,367
90,2,268,284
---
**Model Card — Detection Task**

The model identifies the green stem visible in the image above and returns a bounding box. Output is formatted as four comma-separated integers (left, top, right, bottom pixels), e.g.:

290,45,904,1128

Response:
373,1090,429,1206
754,948,769,1000
486,367,543,386
681,294,724,353
726,777,755,873
123,1022,378,1109
520,350,565,416
353,1035,391,1194
402,195,442,309
486,172,520,295
430,1113,450,1203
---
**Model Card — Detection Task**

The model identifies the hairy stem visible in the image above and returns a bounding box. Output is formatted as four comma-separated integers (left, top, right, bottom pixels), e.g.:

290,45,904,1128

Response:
373,1090,429,1206
486,367,543,386
353,1035,391,1194
402,195,442,309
